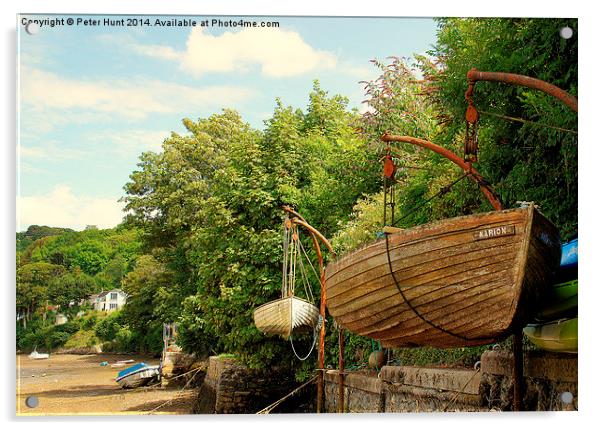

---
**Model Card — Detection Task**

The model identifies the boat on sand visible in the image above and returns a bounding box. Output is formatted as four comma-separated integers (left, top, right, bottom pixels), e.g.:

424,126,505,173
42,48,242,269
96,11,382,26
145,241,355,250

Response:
115,363,160,389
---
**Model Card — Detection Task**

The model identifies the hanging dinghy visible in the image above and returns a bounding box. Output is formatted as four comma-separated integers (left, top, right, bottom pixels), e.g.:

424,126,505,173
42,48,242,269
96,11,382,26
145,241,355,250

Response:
254,215,320,338
254,296,320,338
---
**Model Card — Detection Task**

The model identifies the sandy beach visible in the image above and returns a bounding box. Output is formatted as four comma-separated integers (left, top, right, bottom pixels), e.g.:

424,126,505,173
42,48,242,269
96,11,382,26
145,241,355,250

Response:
16,353,197,416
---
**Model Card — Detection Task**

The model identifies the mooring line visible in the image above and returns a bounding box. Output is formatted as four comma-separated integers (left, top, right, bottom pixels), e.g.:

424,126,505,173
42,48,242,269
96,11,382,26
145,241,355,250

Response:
256,375,318,414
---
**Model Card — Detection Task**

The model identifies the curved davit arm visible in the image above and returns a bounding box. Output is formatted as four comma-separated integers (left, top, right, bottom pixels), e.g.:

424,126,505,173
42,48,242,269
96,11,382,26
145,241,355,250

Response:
467,69,578,112
381,134,504,211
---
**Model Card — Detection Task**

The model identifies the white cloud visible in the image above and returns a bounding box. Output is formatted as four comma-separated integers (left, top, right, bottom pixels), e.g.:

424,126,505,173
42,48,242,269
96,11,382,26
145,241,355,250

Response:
131,27,337,78
93,129,170,158
131,43,183,62
18,141,88,160
19,66,256,126
17,185,126,231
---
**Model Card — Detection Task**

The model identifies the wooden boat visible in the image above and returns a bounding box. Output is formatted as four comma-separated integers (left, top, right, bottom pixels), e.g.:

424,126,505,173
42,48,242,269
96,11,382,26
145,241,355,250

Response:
523,317,577,353
254,296,319,338
116,363,160,389
325,203,561,348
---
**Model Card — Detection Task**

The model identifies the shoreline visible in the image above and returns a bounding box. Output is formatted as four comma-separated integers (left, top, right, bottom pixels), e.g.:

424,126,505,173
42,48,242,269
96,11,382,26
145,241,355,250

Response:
16,353,197,416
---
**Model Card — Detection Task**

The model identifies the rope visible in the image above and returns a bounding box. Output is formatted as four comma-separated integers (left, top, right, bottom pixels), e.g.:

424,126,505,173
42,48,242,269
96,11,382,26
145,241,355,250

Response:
296,238,314,303
299,239,320,286
256,375,318,414
441,368,482,412
282,216,290,297
144,367,204,414
384,233,491,342
289,315,321,361
391,173,469,228
480,110,577,135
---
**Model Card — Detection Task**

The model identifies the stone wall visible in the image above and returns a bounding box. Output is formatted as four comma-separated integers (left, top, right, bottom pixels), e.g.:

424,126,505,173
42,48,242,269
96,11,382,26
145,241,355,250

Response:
325,365,485,413
161,351,206,388
324,350,577,413
480,350,577,411
195,356,303,414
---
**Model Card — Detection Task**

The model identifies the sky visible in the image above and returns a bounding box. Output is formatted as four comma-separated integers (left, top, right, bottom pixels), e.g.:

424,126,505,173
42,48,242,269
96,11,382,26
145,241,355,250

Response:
17,15,438,231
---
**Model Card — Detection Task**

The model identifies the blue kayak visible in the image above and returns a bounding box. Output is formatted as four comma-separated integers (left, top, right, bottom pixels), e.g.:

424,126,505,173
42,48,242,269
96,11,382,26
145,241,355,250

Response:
560,237,578,269
556,236,577,282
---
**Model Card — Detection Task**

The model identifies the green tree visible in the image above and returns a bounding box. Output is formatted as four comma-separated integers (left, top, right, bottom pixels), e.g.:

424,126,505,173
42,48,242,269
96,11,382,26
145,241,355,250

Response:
47,269,97,316
123,85,379,368
424,18,578,237
121,255,182,353
16,262,66,327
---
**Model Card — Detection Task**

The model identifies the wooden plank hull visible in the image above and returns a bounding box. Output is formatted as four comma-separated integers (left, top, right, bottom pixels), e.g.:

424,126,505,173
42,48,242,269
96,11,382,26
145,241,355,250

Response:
254,296,320,338
325,204,561,348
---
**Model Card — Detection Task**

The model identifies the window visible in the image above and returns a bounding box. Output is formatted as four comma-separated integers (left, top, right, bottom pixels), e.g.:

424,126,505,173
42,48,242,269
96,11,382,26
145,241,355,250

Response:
109,303,117,310
110,293,118,300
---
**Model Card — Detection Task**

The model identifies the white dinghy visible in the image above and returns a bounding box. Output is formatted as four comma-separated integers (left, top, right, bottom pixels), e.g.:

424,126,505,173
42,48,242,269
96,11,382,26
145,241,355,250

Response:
254,215,320,338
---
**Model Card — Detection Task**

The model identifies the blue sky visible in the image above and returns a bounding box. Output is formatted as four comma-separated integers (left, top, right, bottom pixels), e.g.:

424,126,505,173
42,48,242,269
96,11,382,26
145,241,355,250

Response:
17,15,438,231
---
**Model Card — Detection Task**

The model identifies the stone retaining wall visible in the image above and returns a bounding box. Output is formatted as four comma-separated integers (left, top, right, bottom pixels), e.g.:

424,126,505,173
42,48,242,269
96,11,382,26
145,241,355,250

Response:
195,356,301,414
480,350,577,411
324,350,577,413
325,365,485,413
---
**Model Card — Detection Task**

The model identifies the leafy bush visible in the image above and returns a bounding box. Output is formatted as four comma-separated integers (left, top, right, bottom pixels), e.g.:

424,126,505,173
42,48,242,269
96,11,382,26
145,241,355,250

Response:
48,330,72,349
18,332,44,351
94,311,123,341
114,327,136,352
64,329,99,349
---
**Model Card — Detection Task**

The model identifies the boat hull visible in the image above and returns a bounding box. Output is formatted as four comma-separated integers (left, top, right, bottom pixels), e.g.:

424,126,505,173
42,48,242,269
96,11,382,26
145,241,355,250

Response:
254,296,319,338
325,204,561,348
534,279,578,322
523,318,577,353
116,365,160,389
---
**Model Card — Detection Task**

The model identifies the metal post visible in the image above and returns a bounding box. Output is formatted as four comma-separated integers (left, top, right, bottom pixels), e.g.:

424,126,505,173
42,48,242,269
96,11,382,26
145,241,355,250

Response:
284,207,335,414
316,242,326,413
512,330,524,411
338,328,345,413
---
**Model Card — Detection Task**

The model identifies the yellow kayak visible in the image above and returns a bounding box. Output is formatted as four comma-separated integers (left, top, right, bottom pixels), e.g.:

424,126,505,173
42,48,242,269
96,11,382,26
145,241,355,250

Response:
523,318,577,353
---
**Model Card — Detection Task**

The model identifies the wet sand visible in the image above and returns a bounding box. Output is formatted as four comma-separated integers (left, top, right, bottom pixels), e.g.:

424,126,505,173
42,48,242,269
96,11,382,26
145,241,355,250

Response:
16,353,197,415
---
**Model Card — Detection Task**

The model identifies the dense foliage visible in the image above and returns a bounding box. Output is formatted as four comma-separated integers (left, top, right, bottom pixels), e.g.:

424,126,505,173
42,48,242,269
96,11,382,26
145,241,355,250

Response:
123,83,380,368
16,226,141,334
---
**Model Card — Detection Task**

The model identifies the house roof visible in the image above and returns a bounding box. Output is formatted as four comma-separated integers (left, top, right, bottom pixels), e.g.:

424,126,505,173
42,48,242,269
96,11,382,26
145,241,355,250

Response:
89,289,126,300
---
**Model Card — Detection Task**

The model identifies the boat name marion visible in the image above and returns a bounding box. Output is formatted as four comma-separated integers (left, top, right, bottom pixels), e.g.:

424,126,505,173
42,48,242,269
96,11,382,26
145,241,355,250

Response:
473,225,516,240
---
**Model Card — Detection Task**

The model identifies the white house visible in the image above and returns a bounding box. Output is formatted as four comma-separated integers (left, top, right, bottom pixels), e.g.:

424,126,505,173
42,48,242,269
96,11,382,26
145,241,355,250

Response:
89,289,127,312
55,313,68,325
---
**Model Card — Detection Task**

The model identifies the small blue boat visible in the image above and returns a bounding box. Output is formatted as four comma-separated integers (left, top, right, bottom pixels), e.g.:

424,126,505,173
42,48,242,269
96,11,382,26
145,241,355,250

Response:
116,362,160,389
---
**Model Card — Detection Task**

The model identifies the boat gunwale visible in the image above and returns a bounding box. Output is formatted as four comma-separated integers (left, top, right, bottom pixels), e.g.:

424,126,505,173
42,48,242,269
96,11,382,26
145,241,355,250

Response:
326,206,530,279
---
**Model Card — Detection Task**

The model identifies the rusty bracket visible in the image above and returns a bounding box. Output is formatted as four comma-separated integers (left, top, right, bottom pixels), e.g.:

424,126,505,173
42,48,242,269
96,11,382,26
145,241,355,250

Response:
464,81,480,162
466,69,578,112
382,146,397,180
381,134,503,211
